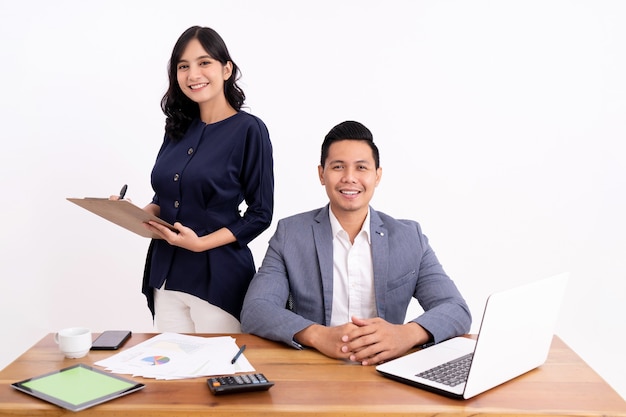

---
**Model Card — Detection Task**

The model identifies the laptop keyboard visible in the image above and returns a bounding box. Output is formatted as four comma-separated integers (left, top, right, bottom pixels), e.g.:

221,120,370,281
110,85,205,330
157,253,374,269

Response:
415,353,473,387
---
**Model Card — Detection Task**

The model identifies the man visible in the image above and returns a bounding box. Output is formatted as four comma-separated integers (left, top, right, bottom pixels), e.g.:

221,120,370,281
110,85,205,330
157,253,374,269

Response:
241,121,471,365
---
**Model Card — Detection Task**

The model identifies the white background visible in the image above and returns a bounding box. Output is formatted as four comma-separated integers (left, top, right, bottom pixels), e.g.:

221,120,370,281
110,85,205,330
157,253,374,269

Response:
0,0,624,400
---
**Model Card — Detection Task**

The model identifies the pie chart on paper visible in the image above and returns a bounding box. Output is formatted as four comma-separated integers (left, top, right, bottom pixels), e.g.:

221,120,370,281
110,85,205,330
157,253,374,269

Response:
141,355,170,365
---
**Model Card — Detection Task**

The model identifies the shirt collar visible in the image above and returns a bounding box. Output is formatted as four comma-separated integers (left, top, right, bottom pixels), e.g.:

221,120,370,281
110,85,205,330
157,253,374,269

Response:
328,206,371,244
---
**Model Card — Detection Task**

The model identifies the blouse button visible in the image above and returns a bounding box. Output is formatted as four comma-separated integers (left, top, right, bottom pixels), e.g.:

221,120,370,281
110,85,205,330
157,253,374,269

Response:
174,201,180,208
187,148,194,155
173,173,180,181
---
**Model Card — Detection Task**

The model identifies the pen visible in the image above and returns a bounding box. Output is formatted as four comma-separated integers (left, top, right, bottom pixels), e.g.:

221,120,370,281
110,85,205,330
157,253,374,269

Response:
231,344,246,364
119,184,128,200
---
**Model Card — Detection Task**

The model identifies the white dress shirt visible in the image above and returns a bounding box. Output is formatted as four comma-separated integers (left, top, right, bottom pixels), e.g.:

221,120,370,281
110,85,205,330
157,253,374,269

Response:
328,208,377,326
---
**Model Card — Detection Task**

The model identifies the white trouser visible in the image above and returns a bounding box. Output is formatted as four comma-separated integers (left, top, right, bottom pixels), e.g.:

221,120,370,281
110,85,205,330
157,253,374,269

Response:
154,286,241,333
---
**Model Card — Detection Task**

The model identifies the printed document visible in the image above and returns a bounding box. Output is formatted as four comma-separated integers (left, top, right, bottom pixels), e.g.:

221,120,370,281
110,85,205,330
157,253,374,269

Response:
94,333,254,380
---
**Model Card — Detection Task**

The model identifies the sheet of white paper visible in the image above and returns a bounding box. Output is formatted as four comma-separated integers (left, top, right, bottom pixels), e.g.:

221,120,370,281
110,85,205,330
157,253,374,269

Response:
94,333,254,380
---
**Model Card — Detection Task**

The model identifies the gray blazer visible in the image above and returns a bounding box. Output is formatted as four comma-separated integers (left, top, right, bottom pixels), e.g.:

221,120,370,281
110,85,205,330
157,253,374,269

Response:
241,205,471,348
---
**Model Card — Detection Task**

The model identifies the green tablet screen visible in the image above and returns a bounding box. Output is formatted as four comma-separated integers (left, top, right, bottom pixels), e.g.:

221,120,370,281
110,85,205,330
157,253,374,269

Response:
12,364,144,411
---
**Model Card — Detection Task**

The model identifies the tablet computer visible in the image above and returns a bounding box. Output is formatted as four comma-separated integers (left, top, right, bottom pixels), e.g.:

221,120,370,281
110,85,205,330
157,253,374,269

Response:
11,363,145,412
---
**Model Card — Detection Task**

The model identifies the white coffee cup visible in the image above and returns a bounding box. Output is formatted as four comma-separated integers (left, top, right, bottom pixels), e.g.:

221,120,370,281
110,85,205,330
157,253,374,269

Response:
54,327,92,358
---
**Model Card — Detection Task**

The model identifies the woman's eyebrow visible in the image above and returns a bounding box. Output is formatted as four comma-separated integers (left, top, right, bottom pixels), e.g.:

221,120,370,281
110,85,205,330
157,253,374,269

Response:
177,54,212,64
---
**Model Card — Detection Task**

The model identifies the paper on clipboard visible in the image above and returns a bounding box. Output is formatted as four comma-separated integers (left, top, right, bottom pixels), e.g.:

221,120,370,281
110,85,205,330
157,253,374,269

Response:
67,198,177,238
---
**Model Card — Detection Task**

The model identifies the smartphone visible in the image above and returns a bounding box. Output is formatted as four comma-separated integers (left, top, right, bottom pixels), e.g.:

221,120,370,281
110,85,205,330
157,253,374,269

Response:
91,330,132,350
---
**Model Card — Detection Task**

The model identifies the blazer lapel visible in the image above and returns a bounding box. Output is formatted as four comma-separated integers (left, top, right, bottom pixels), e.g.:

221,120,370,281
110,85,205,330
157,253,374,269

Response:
313,206,335,325
370,209,389,319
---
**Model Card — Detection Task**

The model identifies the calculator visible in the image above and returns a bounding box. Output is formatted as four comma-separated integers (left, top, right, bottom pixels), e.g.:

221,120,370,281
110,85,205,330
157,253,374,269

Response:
207,373,274,395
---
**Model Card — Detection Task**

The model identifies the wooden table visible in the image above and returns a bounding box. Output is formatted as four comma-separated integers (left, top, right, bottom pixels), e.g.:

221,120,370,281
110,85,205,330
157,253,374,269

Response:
0,333,624,416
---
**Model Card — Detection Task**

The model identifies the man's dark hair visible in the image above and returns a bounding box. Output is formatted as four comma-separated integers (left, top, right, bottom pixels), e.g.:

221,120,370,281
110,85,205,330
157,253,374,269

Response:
320,121,380,168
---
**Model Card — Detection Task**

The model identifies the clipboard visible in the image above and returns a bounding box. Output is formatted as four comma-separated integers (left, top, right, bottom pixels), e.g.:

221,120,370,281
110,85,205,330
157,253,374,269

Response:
67,197,178,239
11,363,145,412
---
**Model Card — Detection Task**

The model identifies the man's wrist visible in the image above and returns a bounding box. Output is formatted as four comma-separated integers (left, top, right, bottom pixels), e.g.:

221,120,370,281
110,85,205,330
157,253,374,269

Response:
405,322,432,347
294,324,322,348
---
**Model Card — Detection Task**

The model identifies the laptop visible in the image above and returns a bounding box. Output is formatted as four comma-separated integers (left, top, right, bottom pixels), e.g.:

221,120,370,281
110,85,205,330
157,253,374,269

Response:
376,273,569,399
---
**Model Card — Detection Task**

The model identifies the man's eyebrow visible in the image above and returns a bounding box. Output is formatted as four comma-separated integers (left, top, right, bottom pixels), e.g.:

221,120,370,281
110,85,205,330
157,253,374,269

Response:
328,159,372,165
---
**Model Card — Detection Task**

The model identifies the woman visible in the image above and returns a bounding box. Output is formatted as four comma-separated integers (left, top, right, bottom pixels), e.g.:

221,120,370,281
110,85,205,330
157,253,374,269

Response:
142,26,274,333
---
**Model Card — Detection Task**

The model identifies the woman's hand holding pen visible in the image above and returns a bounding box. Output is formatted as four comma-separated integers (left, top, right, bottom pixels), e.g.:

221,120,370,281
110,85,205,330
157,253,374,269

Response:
109,184,131,202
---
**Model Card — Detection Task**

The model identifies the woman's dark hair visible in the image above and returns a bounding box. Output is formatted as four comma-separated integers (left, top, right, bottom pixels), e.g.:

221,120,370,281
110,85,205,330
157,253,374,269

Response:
161,26,245,141
320,121,380,168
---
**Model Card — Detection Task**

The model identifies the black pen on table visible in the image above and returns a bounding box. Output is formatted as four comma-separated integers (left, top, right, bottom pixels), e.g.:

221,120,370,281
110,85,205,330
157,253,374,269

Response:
118,184,128,200
231,344,246,364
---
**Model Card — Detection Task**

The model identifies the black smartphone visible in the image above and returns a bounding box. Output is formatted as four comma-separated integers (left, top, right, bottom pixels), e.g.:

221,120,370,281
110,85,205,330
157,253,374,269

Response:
91,330,132,350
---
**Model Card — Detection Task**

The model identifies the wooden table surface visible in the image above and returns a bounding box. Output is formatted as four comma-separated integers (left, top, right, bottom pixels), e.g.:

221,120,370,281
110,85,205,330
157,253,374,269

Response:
0,333,624,416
